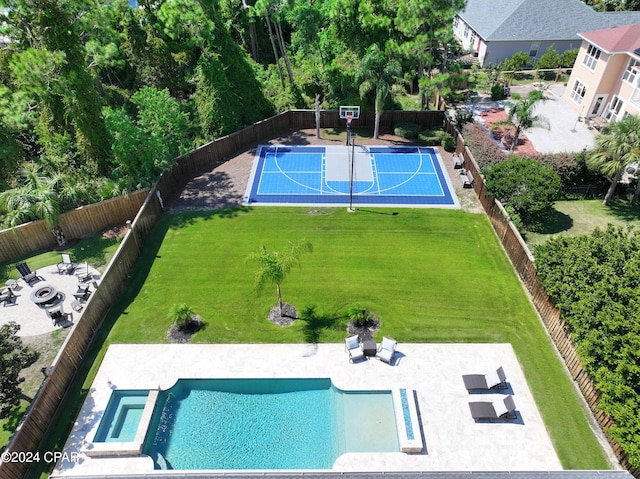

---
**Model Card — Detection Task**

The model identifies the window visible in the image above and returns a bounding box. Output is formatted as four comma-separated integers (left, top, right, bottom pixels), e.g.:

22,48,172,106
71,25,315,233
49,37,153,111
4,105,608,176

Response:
582,44,601,70
529,42,540,58
570,80,587,105
453,16,459,29
605,96,624,121
464,25,469,37
622,58,639,85
470,32,476,44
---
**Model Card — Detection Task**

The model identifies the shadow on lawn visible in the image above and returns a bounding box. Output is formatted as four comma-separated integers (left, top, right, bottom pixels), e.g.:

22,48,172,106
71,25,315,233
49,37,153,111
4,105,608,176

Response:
531,208,574,235
605,200,640,222
169,207,252,229
299,305,344,344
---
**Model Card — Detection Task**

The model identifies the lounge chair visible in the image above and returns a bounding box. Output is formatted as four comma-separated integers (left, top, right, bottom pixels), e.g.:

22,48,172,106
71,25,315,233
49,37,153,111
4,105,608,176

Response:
73,284,91,302
375,336,397,364
0,287,16,307
345,335,365,362
463,366,507,391
56,253,77,274
469,395,517,420
16,262,42,286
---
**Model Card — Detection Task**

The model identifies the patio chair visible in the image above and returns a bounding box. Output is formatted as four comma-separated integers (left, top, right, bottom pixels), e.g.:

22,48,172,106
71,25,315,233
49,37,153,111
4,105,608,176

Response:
56,253,77,274
469,395,517,420
73,284,91,302
345,335,365,363
375,336,397,364
75,261,92,283
15,262,42,286
463,366,507,391
47,304,66,326
0,287,16,307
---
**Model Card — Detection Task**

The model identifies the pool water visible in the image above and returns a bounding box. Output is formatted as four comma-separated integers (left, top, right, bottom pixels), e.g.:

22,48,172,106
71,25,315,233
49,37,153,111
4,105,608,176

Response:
143,378,398,470
94,390,149,442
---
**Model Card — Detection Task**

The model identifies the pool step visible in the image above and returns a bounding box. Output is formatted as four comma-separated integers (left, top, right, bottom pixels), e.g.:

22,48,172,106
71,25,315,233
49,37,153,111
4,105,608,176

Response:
392,388,423,453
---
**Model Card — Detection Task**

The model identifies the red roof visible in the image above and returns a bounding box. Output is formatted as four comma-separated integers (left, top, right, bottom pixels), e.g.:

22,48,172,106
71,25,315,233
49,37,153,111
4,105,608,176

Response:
580,24,640,54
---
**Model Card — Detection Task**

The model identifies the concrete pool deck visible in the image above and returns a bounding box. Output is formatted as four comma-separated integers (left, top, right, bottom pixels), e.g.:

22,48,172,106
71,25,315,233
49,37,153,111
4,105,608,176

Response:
53,343,562,476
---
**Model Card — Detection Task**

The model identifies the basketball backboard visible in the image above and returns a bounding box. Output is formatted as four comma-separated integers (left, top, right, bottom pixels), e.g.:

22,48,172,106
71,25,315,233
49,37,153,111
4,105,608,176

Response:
339,105,360,120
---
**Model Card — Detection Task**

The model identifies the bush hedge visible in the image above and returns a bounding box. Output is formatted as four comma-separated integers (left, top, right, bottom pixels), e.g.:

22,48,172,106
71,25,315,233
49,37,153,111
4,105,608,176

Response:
418,129,445,146
394,122,421,139
535,226,640,469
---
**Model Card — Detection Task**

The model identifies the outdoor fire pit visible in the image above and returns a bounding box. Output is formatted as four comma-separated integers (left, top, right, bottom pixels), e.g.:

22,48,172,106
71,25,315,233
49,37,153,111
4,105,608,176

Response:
30,283,60,306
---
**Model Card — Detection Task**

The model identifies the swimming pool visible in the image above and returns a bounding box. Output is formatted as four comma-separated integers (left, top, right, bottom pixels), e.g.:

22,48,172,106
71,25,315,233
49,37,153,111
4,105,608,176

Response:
142,378,399,470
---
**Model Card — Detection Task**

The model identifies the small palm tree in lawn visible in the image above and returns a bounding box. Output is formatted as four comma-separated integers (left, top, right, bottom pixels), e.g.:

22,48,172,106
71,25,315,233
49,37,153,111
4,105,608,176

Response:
246,238,312,316
0,165,74,246
495,90,550,152
357,44,402,139
587,114,640,206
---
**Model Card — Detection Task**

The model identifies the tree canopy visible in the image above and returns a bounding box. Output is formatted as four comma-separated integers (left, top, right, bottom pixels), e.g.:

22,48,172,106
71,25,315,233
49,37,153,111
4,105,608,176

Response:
0,322,39,419
0,0,463,227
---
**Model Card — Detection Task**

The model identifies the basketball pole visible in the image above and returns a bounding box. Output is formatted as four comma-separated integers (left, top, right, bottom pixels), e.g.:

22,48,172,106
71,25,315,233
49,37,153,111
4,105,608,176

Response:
348,130,356,212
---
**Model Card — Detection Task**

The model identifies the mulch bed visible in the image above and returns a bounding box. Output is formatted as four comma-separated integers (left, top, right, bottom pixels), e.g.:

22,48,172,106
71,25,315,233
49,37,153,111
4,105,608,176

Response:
479,107,539,156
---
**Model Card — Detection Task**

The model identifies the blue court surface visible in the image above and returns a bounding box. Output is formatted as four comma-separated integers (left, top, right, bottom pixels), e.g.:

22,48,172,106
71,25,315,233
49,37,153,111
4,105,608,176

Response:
243,145,459,208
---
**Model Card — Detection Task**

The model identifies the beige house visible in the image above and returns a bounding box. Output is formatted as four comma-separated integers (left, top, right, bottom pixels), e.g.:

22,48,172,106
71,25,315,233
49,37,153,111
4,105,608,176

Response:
563,24,640,126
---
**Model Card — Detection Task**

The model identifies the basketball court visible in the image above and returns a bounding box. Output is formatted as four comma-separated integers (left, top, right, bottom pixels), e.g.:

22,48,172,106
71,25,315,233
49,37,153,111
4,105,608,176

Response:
243,145,459,208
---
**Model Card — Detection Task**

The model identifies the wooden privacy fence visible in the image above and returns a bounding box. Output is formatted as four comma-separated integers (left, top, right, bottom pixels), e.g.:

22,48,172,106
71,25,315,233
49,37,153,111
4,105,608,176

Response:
445,118,640,478
0,189,149,264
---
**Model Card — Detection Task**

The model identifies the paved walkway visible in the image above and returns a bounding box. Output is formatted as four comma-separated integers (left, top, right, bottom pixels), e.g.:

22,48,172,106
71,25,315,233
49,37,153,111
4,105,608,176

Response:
53,343,561,476
467,84,596,155
0,263,100,337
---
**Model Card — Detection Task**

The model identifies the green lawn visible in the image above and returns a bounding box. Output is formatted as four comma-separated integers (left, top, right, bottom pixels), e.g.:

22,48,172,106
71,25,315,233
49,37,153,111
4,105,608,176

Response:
32,207,609,476
526,199,640,246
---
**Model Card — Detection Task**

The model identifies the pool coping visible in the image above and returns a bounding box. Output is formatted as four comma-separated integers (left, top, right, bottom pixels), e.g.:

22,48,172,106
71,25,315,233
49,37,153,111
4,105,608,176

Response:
54,343,562,476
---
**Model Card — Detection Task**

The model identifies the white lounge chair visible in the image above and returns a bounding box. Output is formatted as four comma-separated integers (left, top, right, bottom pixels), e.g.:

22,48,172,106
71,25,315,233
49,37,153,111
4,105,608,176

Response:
345,335,365,363
469,395,517,420
463,366,507,390
375,336,397,364
56,253,77,274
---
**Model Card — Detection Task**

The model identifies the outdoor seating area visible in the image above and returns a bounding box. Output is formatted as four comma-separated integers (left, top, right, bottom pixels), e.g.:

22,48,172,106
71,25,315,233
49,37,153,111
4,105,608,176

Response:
0,258,101,337
345,335,398,365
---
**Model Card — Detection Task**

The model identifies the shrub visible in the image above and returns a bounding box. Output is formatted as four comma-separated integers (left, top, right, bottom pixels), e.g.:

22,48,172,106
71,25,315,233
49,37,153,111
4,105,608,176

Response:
534,151,608,187
346,307,371,327
490,82,505,101
461,122,505,169
394,122,421,139
441,133,456,152
418,128,445,146
168,303,195,329
452,106,474,131
483,157,561,229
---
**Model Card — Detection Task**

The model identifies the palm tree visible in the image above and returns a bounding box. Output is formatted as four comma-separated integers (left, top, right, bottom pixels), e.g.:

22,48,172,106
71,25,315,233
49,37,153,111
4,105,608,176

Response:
357,44,402,139
587,114,640,206
246,238,312,314
496,90,549,152
0,165,75,245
